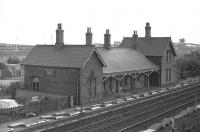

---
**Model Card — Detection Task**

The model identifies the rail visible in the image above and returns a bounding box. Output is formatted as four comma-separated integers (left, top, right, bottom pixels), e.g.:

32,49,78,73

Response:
67,86,200,132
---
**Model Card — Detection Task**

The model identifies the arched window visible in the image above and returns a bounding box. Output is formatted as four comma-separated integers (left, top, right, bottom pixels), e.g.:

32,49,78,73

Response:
32,77,39,91
88,71,97,98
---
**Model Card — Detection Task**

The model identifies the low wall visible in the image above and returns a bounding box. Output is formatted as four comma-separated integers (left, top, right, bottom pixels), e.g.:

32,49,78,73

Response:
16,89,66,100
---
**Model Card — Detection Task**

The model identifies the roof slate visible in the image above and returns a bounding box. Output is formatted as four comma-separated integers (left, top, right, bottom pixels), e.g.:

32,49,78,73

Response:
22,45,105,68
97,47,159,74
121,37,176,56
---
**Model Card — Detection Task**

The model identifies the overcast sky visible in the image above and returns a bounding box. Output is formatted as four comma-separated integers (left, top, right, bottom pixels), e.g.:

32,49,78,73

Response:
0,0,199,45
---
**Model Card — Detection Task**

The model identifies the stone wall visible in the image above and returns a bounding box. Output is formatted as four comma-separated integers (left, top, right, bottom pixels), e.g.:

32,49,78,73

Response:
161,44,176,86
80,52,103,104
24,65,78,104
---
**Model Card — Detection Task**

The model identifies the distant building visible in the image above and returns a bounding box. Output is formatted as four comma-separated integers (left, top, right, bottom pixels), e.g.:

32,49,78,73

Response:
179,38,185,43
114,41,120,46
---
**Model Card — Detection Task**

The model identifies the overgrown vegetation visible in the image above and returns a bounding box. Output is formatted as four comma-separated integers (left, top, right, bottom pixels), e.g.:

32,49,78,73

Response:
0,62,6,69
176,50,200,79
0,81,22,99
7,57,21,64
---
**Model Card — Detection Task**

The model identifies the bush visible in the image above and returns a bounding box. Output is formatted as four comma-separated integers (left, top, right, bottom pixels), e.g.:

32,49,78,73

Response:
8,82,22,99
7,57,20,64
0,62,6,69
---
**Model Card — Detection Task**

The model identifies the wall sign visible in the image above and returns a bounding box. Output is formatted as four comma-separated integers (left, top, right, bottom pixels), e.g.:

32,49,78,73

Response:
45,69,56,76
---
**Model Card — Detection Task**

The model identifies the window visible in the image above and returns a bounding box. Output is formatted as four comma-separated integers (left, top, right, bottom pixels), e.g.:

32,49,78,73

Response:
169,51,172,63
88,71,97,98
169,68,171,81
166,68,172,82
32,77,39,91
103,80,106,93
166,50,172,63
90,78,96,97
166,50,169,62
166,69,168,81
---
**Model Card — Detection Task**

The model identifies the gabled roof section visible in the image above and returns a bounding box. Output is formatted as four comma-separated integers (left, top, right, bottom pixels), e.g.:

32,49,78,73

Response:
97,47,159,74
121,37,176,56
168,41,177,56
22,45,106,68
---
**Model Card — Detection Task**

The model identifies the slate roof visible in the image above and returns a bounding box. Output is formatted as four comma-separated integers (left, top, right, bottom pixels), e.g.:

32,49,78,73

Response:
121,37,176,56
97,47,159,74
22,45,106,68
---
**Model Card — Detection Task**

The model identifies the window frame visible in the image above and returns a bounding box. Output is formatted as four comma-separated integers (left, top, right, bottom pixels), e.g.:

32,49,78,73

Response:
169,68,171,81
166,68,168,81
32,76,39,91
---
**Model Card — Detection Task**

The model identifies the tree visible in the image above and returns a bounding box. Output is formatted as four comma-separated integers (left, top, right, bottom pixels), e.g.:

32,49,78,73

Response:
7,57,20,64
0,84,7,98
0,62,6,69
176,50,200,78
7,81,22,99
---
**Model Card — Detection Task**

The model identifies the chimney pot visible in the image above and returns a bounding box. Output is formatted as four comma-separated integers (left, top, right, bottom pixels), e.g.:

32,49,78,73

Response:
132,30,138,49
104,29,111,49
55,23,64,48
87,27,91,33
86,27,93,45
106,29,109,34
58,23,62,29
145,22,151,39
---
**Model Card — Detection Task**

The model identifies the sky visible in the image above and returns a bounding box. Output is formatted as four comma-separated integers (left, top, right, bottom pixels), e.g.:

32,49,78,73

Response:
0,0,200,45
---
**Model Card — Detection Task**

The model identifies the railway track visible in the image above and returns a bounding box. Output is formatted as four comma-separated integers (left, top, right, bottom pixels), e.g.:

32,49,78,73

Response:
33,84,200,132
67,85,200,132
117,100,196,132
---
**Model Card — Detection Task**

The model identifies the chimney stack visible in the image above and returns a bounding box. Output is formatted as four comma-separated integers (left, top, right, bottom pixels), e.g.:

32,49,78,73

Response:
132,30,138,49
104,29,111,49
55,23,64,48
132,30,138,41
145,22,151,39
86,27,92,45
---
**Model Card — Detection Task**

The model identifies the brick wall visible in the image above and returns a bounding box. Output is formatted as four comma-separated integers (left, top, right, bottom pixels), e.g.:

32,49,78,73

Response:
147,44,176,86
24,65,78,104
161,44,176,85
80,52,103,104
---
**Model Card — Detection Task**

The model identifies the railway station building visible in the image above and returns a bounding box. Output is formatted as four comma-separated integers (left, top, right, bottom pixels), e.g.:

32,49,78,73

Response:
120,22,177,86
20,23,176,105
